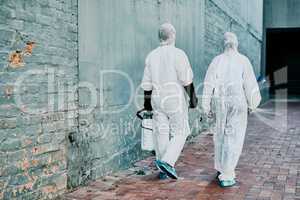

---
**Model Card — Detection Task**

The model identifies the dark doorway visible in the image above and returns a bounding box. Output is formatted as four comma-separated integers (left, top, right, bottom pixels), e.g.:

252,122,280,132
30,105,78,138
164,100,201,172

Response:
266,28,300,97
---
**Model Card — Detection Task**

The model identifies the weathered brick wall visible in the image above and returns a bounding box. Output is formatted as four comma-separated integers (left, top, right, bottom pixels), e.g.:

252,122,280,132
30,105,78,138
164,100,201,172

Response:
0,0,78,199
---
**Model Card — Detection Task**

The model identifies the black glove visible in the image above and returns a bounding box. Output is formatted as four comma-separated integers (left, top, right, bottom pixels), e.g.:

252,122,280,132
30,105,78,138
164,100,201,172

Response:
184,83,198,109
144,90,152,111
248,108,253,115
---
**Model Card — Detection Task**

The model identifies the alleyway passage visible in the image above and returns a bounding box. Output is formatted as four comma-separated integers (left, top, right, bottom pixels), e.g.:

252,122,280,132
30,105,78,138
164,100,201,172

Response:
65,101,300,200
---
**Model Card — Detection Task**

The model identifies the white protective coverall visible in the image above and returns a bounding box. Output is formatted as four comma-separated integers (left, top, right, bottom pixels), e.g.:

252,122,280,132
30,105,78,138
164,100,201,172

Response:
202,32,261,181
141,23,193,167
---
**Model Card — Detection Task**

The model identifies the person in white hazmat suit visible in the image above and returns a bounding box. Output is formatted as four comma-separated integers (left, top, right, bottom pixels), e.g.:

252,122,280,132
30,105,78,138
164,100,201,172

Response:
202,32,261,187
141,23,198,180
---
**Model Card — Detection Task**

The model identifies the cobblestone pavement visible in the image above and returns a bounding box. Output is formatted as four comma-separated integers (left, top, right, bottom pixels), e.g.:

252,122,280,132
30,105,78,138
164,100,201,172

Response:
65,101,300,200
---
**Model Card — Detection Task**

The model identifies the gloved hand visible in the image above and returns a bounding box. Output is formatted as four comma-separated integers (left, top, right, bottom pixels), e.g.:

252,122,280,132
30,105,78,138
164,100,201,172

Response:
184,82,198,109
144,90,153,111
206,111,214,119
189,96,198,109
248,108,253,115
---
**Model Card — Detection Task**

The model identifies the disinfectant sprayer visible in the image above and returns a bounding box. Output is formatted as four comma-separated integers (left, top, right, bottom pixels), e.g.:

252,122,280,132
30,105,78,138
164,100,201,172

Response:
136,109,154,151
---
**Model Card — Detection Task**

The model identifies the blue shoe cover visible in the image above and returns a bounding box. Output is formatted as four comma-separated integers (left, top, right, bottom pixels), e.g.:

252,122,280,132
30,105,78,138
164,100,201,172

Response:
155,160,178,179
219,179,236,188
158,172,168,180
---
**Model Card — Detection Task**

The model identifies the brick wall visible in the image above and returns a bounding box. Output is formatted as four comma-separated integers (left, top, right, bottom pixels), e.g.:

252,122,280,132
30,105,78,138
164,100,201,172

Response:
0,0,78,199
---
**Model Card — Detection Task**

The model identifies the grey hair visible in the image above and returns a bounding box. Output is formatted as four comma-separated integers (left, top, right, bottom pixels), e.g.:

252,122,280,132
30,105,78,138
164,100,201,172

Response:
158,23,176,45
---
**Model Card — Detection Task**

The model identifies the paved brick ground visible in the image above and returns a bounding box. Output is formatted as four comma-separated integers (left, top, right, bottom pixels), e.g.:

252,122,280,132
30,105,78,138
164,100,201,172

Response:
64,101,300,200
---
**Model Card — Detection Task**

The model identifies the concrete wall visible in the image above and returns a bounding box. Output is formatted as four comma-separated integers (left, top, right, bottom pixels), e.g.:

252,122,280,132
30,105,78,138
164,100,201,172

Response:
0,0,78,199
264,0,300,28
262,0,300,98
263,0,300,72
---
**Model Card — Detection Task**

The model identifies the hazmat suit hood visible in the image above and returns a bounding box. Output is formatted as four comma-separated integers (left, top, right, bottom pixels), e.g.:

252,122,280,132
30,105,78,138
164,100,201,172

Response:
224,32,238,52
